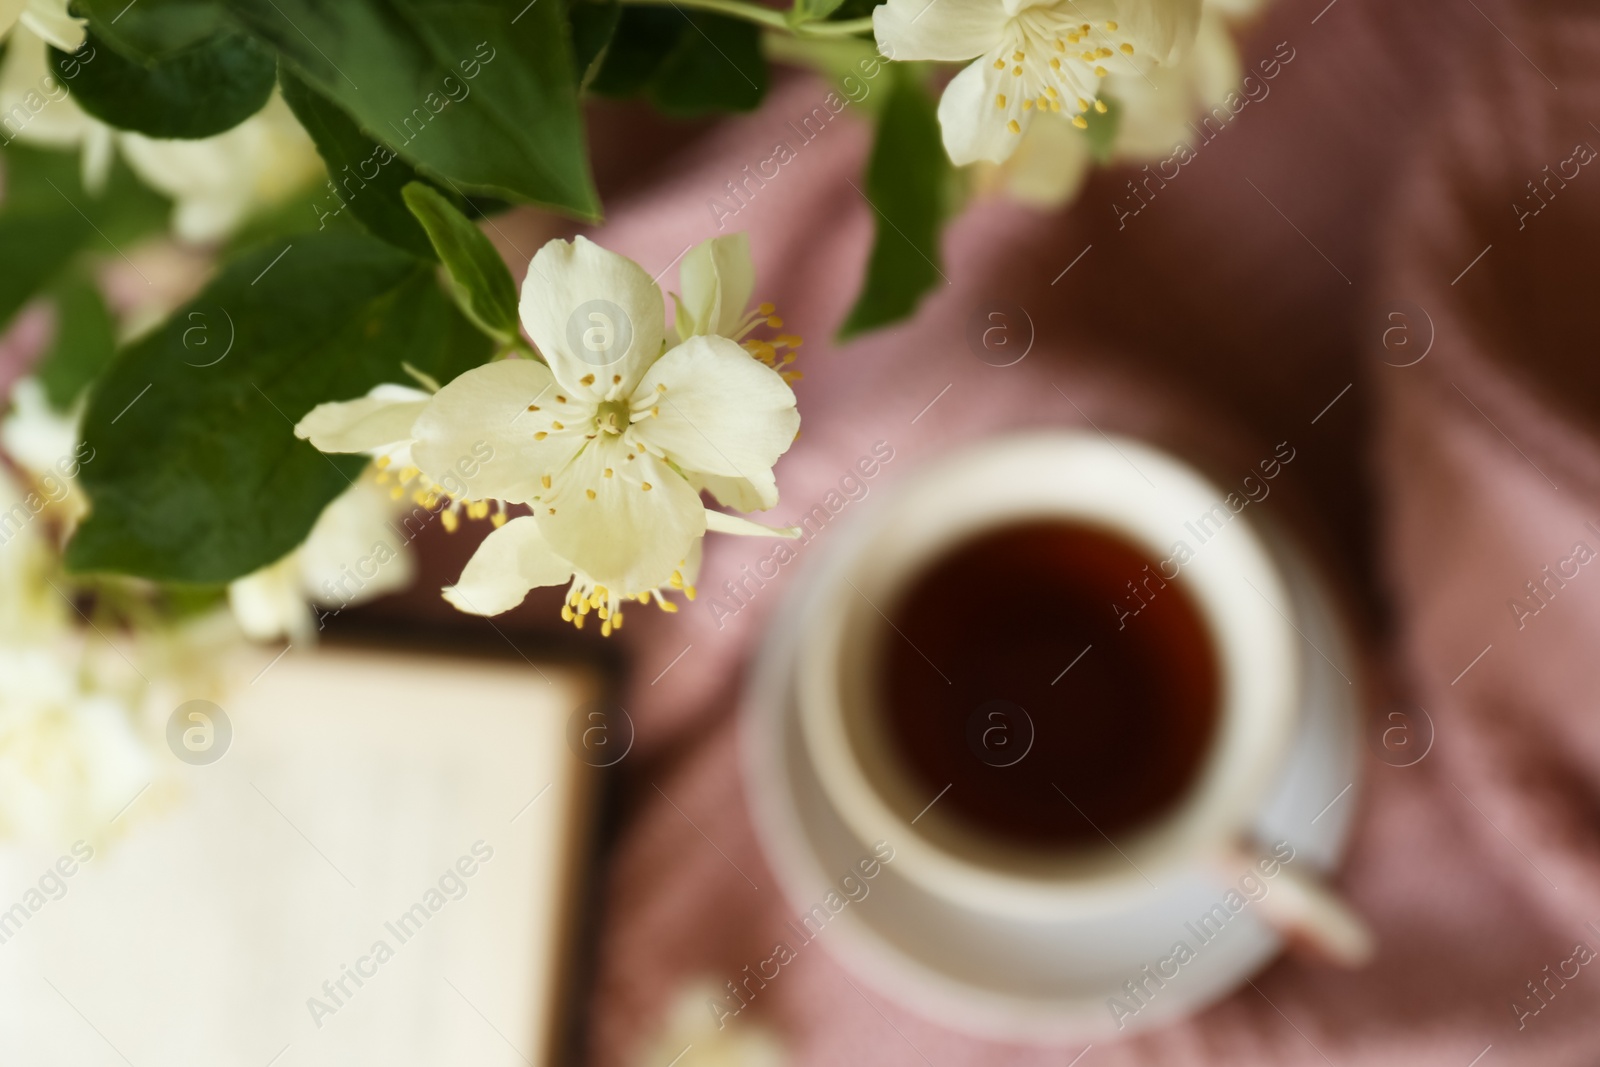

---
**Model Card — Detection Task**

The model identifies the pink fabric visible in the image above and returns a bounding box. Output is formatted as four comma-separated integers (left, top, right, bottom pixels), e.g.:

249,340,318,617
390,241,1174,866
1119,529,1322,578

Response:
557,1,1600,1063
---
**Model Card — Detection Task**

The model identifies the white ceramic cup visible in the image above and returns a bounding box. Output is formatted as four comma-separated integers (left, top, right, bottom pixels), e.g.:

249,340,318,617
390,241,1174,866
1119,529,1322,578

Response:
794,432,1373,965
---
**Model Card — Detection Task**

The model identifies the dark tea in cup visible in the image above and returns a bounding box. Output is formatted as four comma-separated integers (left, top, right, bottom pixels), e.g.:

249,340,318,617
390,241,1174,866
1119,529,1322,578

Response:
878,521,1220,849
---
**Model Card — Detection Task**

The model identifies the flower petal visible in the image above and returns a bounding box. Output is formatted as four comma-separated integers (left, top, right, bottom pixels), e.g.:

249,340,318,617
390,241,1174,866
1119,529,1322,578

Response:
1120,0,1202,63
873,0,1005,63
442,516,574,616
677,233,755,339
411,359,577,504
294,383,429,455
228,559,312,643
686,469,779,512
997,113,1093,208
630,335,798,482
519,236,666,399
20,0,86,53
938,56,1030,166
705,510,801,538
297,480,415,604
539,436,706,593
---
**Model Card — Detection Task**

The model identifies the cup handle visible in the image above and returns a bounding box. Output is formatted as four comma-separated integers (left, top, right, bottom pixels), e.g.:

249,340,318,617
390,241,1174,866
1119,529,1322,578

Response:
1214,845,1375,967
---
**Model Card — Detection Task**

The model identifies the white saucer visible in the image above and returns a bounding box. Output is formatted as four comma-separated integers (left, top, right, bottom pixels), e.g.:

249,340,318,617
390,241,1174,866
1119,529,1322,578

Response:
739,498,1363,1043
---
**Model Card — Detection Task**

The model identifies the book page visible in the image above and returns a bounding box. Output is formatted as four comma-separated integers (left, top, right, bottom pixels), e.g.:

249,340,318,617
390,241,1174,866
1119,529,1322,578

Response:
0,645,597,1067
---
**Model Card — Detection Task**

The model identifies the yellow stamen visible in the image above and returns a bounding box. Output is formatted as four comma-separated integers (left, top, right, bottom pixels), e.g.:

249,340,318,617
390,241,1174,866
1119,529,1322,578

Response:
586,489,596,500
580,374,594,385
1120,42,1134,55
642,482,653,491
1072,115,1088,129
1095,98,1108,113
1007,119,1021,134
535,431,547,440
995,93,1007,109
541,474,552,489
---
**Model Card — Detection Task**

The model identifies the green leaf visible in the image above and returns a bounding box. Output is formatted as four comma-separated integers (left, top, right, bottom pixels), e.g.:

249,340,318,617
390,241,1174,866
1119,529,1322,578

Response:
837,66,949,340
48,24,276,138
568,0,620,91
790,0,848,26
74,0,234,62
651,11,766,115
278,65,439,259
589,8,767,116
224,0,600,219
1082,96,1121,165
0,145,170,328
401,182,520,346
65,230,491,583
36,276,117,411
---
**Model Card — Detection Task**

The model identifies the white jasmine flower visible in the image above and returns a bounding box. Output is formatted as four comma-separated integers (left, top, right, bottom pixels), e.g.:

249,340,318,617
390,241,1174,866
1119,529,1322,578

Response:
0,644,154,844
118,93,324,243
404,235,800,630
974,108,1093,208
0,16,113,190
670,232,803,513
0,463,67,642
969,0,1266,207
1105,0,1259,158
1,375,90,528
633,980,786,1067
294,381,432,470
2,0,84,51
0,17,318,233
293,378,513,533
873,0,1200,165
295,233,802,633
440,514,706,627
227,478,416,643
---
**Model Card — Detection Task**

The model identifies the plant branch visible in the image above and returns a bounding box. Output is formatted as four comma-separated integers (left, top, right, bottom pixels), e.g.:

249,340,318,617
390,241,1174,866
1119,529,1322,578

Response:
617,0,873,37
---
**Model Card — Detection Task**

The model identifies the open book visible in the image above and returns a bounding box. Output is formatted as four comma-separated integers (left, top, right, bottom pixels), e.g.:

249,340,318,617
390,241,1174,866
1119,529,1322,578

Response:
0,644,601,1066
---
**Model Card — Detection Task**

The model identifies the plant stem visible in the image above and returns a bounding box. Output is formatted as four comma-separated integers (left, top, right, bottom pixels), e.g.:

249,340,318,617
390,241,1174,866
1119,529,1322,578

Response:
617,0,873,37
